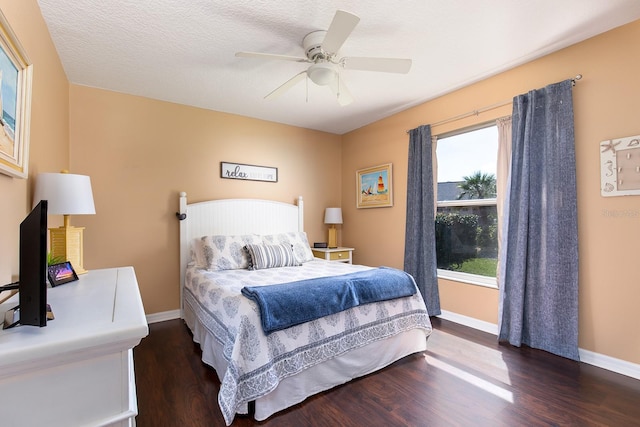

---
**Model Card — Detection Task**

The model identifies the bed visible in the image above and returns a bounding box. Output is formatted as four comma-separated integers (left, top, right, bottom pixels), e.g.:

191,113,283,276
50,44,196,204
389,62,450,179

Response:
178,193,432,425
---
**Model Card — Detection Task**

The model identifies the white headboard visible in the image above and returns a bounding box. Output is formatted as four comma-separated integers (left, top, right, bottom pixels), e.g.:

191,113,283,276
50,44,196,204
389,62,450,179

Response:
177,192,304,316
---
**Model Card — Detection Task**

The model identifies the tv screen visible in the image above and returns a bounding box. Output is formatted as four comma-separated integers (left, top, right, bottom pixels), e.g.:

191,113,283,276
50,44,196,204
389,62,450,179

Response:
18,199,48,327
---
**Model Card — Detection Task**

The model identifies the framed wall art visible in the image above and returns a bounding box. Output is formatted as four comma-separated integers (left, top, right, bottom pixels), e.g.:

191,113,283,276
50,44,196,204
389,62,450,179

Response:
0,10,33,179
356,163,393,208
600,134,640,197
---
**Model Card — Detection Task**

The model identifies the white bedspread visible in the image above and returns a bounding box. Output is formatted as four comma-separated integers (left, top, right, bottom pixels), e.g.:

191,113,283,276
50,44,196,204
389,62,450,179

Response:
184,260,431,425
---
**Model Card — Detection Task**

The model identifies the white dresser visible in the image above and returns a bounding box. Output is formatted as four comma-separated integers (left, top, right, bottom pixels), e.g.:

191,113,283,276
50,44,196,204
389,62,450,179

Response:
0,267,149,426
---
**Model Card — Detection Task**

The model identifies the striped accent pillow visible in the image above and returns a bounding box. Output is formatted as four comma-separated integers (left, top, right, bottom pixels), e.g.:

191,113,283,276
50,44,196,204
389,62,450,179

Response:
261,232,315,263
244,243,300,270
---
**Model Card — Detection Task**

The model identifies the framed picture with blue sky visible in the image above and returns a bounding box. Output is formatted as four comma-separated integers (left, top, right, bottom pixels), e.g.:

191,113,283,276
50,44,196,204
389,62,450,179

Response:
0,9,32,179
356,163,393,208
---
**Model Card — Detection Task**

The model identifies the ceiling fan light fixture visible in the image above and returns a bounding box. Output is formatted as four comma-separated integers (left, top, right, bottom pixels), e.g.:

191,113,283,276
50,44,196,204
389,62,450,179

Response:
308,62,336,86
236,10,412,104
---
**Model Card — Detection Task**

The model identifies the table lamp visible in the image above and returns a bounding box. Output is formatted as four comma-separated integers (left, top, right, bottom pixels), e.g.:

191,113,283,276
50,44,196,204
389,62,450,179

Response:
33,171,96,274
324,207,343,249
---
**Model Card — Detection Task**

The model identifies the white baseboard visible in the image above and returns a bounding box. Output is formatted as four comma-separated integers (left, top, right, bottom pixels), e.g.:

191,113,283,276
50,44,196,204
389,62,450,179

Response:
438,310,640,381
146,309,181,324
439,310,499,335
579,348,640,380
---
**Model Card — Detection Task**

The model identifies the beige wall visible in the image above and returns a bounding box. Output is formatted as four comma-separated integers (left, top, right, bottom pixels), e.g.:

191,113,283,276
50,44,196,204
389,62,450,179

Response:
69,85,342,314
0,1,68,288
342,20,640,364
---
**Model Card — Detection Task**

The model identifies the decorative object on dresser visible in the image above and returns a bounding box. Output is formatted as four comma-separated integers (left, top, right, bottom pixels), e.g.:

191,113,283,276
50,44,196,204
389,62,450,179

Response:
0,8,33,179
32,171,96,274
324,207,343,248
356,163,393,208
47,261,78,287
311,246,354,264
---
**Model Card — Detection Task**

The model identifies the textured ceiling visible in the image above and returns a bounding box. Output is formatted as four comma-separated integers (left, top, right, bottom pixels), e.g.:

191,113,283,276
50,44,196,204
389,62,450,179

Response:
37,0,640,135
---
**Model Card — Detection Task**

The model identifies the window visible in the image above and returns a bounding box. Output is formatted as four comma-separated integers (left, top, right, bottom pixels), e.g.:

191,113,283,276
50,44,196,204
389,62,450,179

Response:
436,124,498,287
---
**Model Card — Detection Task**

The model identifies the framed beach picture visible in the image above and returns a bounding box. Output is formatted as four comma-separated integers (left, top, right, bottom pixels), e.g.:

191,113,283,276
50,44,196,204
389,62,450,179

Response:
356,163,393,208
0,10,33,179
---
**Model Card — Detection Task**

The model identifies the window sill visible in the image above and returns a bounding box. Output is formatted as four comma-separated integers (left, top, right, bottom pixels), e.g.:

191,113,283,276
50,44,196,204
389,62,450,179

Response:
437,269,498,289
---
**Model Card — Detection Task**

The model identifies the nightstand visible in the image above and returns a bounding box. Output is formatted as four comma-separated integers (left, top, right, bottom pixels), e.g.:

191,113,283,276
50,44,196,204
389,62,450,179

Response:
312,247,354,264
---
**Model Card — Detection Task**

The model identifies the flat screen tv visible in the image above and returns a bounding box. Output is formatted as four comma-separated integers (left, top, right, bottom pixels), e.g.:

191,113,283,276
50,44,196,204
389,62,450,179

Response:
3,200,49,329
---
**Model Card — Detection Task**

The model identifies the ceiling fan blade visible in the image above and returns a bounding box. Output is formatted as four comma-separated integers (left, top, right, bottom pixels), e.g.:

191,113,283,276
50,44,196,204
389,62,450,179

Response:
328,75,354,106
342,57,412,74
236,51,309,63
265,71,308,100
321,10,360,54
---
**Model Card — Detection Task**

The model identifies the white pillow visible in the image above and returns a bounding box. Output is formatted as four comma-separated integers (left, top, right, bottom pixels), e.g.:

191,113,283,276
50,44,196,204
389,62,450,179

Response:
197,234,262,271
261,232,315,263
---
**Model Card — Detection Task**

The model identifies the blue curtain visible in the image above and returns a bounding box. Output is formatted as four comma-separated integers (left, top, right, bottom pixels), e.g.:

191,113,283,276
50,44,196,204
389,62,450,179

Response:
498,79,579,360
404,125,440,316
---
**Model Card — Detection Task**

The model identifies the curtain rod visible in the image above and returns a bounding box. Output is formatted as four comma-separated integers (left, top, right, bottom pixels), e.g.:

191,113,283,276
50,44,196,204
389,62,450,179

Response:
406,74,582,133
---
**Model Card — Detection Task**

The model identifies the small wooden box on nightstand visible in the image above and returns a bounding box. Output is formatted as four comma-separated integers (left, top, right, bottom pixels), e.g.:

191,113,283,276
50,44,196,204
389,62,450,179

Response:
312,247,354,264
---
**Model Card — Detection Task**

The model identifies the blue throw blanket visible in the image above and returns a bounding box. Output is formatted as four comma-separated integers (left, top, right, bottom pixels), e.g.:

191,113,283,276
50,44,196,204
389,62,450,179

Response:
241,267,417,334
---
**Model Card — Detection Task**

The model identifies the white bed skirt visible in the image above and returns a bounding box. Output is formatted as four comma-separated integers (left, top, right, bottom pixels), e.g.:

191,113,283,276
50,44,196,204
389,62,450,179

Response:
184,301,428,421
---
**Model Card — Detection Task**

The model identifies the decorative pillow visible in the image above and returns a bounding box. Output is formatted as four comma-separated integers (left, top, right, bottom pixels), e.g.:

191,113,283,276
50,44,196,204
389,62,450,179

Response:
244,243,301,270
190,237,205,267
198,234,261,271
261,232,315,263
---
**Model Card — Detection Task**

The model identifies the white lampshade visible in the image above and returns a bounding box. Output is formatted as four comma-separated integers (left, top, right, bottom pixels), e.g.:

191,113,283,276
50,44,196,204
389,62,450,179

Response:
32,172,96,275
33,172,96,215
324,207,343,225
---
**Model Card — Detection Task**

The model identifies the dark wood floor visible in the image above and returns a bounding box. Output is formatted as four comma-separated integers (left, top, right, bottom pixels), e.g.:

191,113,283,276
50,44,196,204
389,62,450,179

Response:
134,318,640,426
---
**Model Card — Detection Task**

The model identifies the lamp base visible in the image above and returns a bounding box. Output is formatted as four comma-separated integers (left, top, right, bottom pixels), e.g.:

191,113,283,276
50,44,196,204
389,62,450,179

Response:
327,226,338,249
49,225,88,274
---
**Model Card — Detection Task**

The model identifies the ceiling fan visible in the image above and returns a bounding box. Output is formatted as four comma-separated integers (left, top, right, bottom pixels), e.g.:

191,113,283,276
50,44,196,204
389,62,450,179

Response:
235,10,412,106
